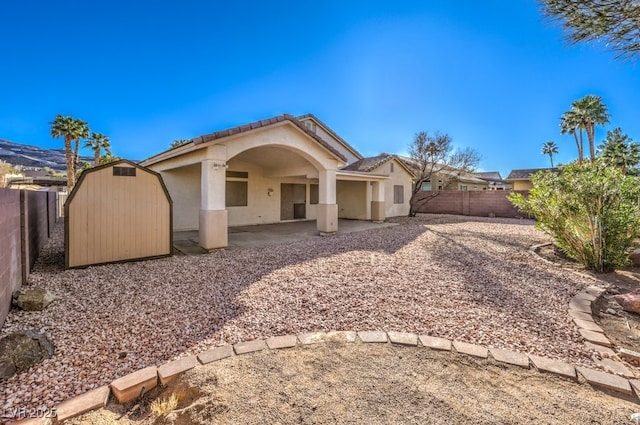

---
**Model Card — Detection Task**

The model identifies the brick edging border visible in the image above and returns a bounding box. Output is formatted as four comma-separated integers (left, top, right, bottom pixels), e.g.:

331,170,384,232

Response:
15,329,640,424
530,243,637,378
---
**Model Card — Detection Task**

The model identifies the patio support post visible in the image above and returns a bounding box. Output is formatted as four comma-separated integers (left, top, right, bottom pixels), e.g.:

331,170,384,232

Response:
371,181,385,222
200,158,228,249
317,169,338,234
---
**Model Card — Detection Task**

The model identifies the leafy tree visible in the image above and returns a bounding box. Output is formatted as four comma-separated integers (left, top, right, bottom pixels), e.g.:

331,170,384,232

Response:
85,132,112,165
407,131,480,217
542,141,559,167
560,95,609,163
541,0,640,61
598,128,640,174
170,139,190,149
50,115,90,191
510,161,640,272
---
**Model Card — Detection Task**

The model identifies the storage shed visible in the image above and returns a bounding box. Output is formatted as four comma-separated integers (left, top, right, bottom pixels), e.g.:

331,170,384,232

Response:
65,160,172,268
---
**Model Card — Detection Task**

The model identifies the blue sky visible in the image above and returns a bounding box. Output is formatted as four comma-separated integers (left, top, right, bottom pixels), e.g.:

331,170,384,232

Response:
1,0,638,177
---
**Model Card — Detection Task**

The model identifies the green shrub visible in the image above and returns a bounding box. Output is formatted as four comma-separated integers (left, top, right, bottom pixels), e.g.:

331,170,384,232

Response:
509,161,640,272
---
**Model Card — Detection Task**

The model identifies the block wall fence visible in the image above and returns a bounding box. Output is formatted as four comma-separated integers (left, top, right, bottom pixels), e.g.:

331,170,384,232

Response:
0,188,57,327
414,190,530,218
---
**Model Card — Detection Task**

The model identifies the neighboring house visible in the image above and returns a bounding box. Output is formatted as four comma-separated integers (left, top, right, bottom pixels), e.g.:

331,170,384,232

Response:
341,153,415,218
472,171,511,191
396,156,489,192
505,168,559,190
140,114,397,250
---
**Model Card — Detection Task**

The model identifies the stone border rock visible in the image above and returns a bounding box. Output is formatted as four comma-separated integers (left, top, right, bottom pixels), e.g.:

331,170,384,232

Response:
11,329,640,424
530,243,636,379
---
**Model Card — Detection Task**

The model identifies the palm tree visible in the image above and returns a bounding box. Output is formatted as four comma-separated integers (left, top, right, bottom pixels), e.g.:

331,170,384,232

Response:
560,110,583,163
541,141,558,167
85,132,111,165
50,115,90,191
570,95,610,162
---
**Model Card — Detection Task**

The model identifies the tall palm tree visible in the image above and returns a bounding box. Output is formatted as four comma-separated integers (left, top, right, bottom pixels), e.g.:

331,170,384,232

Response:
570,95,610,162
50,115,89,191
560,110,583,163
85,132,111,165
542,141,559,167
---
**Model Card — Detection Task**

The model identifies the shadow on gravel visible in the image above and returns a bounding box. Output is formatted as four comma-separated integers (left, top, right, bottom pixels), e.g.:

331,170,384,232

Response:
425,225,585,344
1,220,429,411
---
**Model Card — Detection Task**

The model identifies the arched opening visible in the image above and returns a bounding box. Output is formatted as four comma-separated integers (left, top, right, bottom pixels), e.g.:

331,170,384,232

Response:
226,145,322,226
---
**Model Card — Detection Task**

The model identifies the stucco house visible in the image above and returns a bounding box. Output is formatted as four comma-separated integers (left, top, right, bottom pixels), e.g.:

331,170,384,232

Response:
341,153,415,217
140,114,413,250
505,168,559,190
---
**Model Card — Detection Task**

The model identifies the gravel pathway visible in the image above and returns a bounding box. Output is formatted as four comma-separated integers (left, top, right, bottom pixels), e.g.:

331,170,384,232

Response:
1,214,597,411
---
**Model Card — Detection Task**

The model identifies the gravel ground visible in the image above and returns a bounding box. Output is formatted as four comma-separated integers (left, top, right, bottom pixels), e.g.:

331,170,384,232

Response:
1,214,598,412
70,341,637,425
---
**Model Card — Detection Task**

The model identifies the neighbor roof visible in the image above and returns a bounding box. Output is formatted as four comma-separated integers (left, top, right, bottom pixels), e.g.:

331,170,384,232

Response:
473,171,503,182
505,168,559,181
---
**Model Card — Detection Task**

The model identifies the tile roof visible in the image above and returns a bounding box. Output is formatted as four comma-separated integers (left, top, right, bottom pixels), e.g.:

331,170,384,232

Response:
296,114,363,160
190,114,348,162
341,153,394,172
505,168,559,181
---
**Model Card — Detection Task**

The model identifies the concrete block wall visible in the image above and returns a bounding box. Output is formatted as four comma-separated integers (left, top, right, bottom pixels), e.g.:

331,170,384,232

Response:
0,188,55,327
0,189,23,327
415,190,529,218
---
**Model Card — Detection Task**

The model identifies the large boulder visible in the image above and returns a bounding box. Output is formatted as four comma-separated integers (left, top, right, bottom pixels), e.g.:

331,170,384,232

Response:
630,249,640,267
0,330,54,379
614,290,640,315
12,288,56,311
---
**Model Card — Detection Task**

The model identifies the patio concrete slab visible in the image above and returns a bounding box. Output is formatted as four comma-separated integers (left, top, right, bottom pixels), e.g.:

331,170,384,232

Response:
174,219,398,254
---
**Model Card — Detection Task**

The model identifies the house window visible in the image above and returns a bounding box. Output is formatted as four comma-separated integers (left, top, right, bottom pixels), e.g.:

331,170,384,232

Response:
113,166,136,177
393,185,404,204
226,171,248,207
305,121,317,133
460,185,468,191
421,181,432,191
390,163,394,173
310,184,319,205
438,185,443,190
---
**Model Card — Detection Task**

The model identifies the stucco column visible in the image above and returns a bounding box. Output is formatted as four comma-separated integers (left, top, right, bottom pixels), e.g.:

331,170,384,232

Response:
317,169,338,234
200,159,228,249
371,181,385,222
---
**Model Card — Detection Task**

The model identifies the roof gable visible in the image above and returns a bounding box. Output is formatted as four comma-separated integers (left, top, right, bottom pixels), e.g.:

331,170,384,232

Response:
342,153,416,177
297,114,363,161
144,114,348,165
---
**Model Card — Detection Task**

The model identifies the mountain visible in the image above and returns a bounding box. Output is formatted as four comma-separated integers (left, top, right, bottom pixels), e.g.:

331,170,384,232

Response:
0,139,93,170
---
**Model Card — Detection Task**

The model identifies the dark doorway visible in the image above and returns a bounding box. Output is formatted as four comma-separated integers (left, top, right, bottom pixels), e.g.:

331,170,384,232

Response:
281,183,306,220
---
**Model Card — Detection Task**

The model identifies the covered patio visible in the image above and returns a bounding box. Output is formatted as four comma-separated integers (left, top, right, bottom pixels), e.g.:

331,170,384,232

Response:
173,219,398,254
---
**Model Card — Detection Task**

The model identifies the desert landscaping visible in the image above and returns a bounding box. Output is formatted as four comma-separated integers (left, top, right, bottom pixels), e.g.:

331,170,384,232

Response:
4,213,638,423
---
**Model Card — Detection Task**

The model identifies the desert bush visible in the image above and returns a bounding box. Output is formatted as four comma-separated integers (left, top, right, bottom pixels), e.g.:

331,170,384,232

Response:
510,161,640,272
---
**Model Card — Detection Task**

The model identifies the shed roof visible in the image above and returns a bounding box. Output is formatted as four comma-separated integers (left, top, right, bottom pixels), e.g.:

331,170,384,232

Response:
66,159,172,207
